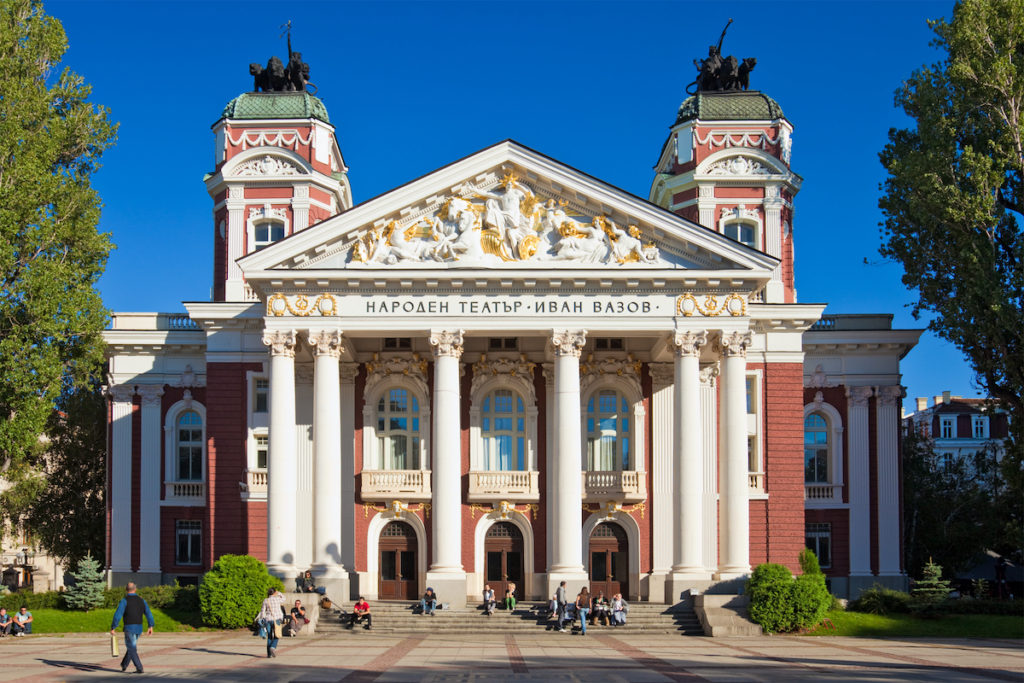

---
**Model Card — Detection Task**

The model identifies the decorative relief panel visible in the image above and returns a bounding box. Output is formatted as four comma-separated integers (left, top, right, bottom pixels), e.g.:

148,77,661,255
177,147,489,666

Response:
364,353,429,395
676,293,746,317
350,170,661,266
471,354,536,395
267,292,337,317
233,155,301,177
705,156,770,176
580,354,642,397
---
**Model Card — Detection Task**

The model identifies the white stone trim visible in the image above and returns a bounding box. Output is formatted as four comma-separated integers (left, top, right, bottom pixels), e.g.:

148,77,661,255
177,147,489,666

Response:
361,378,431,472
365,511,428,601
582,513,642,601
472,512,536,600
162,398,207,507
803,399,846,509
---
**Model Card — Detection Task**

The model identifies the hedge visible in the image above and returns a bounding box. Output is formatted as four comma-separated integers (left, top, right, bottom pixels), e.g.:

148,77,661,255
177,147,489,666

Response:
0,584,199,613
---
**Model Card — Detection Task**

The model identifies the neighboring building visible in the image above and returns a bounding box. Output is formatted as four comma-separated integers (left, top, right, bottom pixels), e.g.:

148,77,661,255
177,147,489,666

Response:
102,60,920,602
0,509,65,593
902,391,1010,467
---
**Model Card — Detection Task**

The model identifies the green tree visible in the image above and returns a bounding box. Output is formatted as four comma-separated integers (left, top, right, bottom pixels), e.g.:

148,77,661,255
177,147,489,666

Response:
912,559,953,605
199,555,285,629
0,0,117,507
63,552,106,611
878,0,1023,444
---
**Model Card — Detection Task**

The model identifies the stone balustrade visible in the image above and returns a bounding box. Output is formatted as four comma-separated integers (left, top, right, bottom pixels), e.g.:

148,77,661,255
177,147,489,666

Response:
581,470,647,503
361,469,432,501
467,470,540,502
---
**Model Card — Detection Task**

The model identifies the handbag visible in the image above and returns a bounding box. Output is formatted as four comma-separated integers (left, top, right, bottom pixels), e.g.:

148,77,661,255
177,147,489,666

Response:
272,620,282,639
110,631,119,657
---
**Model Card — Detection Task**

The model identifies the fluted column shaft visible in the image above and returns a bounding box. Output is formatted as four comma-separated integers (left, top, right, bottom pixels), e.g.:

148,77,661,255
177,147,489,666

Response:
310,329,345,576
264,329,298,578
551,330,587,573
429,330,464,572
109,385,135,574
138,385,164,574
718,331,752,578
876,386,903,576
847,386,874,576
672,331,707,577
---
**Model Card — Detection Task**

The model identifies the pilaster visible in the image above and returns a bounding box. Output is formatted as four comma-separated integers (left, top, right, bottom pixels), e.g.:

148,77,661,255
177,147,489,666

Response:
876,385,903,578
137,385,164,578
847,385,874,579
108,384,135,576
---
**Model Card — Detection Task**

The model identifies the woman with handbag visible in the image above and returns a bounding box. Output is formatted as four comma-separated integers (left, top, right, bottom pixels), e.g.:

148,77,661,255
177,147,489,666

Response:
256,588,286,658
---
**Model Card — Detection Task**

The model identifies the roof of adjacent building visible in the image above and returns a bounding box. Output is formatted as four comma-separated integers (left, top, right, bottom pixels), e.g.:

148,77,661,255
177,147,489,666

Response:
675,90,785,124
221,92,330,123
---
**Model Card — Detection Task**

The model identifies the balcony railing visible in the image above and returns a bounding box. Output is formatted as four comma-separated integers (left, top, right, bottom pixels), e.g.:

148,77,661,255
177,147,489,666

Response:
804,483,842,503
748,472,765,491
467,470,540,503
165,481,205,502
239,469,267,501
361,469,432,502
582,470,647,504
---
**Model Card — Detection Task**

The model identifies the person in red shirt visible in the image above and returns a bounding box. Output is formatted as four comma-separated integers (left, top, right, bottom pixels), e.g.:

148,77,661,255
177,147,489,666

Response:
348,597,372,630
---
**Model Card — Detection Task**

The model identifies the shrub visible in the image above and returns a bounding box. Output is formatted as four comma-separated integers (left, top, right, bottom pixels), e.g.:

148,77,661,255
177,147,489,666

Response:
791,573,831,629
747,563,795,634
912,560,952,605
799,548,822,575
848,585,912,615
198,555,284,629
63,553,106,611
0,589,62,611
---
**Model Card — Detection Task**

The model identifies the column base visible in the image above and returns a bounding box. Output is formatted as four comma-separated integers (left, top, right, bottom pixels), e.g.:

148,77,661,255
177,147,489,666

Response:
647,570,668,604
546,569,589,601
713,566,751,581
267,563,299,585
108,570,164,588
425,570,468,608
666,573,714,603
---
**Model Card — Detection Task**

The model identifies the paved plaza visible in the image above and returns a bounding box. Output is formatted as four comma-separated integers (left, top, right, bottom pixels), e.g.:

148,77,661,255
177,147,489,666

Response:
0,632,1022,682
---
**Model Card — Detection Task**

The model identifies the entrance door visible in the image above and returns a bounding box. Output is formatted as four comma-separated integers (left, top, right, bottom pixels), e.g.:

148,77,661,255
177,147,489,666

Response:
589,522,628,598
484,522,524,602
379,521,417,600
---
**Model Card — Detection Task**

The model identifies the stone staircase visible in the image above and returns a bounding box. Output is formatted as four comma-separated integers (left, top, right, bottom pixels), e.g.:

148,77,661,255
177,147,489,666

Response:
315,600,703,636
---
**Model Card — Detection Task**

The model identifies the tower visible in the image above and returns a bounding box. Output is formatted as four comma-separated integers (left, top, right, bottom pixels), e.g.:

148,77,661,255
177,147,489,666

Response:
206,58,352,302
650,90,800,303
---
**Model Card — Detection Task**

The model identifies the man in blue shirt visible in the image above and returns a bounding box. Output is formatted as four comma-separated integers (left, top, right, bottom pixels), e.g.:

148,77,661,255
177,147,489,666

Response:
110,582,155,674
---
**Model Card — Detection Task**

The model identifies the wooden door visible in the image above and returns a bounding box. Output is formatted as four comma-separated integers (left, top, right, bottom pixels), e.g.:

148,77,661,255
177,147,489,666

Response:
379,521,417,600
484,522,524,602
589,522,628,598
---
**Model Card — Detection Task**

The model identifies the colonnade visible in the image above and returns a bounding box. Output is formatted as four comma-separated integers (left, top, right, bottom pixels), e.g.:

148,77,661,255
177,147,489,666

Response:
259,325,756,599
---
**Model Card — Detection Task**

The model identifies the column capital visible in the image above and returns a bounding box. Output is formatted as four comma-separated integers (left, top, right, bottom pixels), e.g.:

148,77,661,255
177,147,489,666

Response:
263,329,297,357
339,363,360,384
672,330,707,357
551,329,587,357
136,385,164,406
847,385,874,407
876,385,904,407
107,384,135,403
308,329,344,358
720,331,752,358
429,329,464,358
699,364,720,386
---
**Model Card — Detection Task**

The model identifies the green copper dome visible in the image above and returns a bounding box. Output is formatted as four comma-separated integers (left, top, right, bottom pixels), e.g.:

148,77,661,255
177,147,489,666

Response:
221,92,330,123
675,91,784,124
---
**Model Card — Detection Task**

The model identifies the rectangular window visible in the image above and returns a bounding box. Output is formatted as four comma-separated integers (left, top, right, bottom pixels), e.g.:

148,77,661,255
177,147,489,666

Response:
745,376,756,415
805,523,831,569
255,435,268,470
595,338,624,351
972,417,987,439
488,337,518,351
253,378,269,414
175,521,202,566
941,417,955,439
383,337,411,351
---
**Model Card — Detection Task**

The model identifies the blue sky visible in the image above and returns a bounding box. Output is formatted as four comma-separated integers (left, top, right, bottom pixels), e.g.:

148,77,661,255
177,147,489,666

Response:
50,0,981,409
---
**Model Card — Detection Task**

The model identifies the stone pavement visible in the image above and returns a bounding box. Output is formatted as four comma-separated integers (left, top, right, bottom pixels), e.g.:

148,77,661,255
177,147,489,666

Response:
0,632,1021,682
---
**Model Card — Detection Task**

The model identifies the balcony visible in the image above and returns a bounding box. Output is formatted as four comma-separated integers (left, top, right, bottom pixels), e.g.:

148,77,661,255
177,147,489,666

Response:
748,472,765,491
804,483,842,505
164,481,205,504
239,469,267,501
582,470,647,504
467,470,540,503
361,469,431,502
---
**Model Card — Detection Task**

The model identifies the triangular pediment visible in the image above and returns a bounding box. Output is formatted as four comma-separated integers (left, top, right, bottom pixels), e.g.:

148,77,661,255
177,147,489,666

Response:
239,141,778,278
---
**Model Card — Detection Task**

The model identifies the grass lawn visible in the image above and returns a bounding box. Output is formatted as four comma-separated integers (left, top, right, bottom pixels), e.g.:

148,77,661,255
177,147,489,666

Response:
805,610,1024,639
20,608,218,634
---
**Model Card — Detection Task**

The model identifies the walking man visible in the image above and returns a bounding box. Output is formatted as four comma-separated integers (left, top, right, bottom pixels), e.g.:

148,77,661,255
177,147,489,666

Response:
110,582,155,674
555,581,567,632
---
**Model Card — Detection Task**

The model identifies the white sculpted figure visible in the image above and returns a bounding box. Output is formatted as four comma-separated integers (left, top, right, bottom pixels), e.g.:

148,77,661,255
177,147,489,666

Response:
552,218,609,263
447,197,484,261
471,172,537,259
607,221,658,264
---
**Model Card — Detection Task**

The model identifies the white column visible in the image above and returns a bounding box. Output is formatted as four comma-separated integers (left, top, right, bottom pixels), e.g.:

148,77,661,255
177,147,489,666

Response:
764,186,785,303
548,330,588,591
427,330,467,605
847,386,874,578
137,385,164,576
308,329,345,578
700,366,720,571
108,385,135,576
697,185,715,228
340,363,359,581
225,185,246,300
542,363,555,580
263,329,298,579
876,386,903,577
671,331,709,581
717,331,752,579
292,186,311,232
649,363,674,600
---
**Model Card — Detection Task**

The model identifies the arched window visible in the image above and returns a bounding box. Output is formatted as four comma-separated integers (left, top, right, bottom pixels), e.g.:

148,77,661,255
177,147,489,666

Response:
177,411,204,481
377,388,420,470
481,389,526,470
587,390,630,471
724,221,756,248
253,220,285,250
804,413,829,483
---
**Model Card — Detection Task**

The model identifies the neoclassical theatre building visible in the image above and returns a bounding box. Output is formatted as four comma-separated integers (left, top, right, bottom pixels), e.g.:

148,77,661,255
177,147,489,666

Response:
104,65,920,603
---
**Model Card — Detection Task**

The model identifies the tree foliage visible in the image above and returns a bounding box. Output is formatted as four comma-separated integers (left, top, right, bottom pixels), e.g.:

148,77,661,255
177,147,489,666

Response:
0,1,117,489
878,0,1023,448
63,553,106,611
198,555,285,629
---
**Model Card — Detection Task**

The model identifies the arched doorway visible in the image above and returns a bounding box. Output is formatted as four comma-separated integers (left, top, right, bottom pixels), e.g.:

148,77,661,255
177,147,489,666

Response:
589,522,628,598
484,522,524,602
379,521,417,599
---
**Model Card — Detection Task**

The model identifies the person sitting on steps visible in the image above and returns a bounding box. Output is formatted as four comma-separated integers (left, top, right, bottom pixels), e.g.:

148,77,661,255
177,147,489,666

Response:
297,570,327,596
504,582,517,611
348,597,372,630
420,587,438,616
590,591,609,626
482,585,496,616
